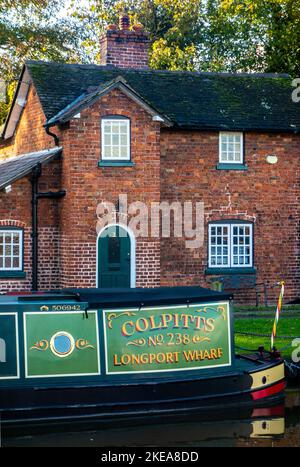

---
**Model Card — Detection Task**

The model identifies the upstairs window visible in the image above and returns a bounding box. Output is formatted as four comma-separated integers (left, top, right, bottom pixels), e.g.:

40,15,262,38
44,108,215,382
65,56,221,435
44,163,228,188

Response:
219,132,243,164
0,229,23,271
101,117,130,161
208,222,253,269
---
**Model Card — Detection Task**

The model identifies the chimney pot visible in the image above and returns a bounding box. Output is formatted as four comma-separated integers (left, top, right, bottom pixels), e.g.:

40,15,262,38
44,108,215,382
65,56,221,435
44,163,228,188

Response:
133,23,144,32
100,15,149,69
107,23,118,31
119,13,130,30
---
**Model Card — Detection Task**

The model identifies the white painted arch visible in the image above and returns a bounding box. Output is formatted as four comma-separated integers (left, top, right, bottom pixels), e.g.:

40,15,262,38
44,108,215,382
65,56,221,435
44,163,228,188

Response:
96,223,136,288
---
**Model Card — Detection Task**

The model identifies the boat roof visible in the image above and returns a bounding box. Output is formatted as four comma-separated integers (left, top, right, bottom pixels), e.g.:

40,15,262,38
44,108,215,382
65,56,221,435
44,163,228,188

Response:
0,286,232,307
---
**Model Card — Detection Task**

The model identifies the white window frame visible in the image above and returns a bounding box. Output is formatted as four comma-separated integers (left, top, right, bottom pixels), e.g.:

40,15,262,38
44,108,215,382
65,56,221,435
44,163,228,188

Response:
101,118,130,161
208,223,253,269
0,229,23,271
208,223,230,268
219,132,243,164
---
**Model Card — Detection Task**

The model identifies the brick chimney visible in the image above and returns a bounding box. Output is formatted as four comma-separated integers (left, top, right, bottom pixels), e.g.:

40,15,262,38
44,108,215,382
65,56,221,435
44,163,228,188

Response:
99,14,150,69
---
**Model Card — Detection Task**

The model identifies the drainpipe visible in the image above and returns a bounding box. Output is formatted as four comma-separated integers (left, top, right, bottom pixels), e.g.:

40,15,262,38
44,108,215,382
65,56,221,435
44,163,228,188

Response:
31,164,41,292
45,125,60,147
31,163,66,292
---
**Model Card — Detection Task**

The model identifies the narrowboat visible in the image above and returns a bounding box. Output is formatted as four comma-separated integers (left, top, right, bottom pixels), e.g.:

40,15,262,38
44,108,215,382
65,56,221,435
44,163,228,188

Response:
0,286,285,427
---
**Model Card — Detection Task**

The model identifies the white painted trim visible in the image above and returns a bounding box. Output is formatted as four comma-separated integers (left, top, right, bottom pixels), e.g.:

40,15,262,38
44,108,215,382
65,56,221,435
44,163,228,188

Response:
230,223,253,268
208,223,230,268
101,118,130,161
102,302,232,375
0,312,20,380
0,229,23,271
96,223,136,288
3,68,31,140
219,131,243,164
208,222,253,268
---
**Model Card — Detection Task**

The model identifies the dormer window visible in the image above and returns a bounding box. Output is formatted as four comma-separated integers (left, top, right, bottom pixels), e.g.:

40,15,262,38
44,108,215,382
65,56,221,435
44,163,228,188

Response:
101,117,130,162
219,132,243,164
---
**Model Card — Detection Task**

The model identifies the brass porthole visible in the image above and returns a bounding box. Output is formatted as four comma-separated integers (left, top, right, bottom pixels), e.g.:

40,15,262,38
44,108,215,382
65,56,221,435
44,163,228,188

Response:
50,331,75,358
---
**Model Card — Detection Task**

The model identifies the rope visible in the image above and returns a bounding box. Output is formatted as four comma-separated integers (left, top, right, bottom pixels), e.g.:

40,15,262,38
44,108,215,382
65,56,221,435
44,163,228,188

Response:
235,339,300,353
234,344,261,352
235,331,298,340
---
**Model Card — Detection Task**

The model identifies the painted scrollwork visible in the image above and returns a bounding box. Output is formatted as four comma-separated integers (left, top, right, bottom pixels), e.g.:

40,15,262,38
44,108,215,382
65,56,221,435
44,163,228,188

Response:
126,338,146,347
30,339,49,351
107,312,137,329
75,339,95,350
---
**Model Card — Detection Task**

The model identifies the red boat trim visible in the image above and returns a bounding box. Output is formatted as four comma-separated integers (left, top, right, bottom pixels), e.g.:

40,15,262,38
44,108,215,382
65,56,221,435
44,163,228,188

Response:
251,380,286,401
252,406,285,418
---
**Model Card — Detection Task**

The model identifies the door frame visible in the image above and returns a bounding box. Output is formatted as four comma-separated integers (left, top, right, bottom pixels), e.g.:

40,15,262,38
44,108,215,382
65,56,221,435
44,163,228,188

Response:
96,223,136,288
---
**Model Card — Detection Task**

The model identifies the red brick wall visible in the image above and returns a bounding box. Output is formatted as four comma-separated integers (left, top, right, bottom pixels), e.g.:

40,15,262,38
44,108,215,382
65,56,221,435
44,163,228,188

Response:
0,78,299,305
160,129,300,303
58,88,161,288
0,85,55,158
99,28,149,69
0,85,61,291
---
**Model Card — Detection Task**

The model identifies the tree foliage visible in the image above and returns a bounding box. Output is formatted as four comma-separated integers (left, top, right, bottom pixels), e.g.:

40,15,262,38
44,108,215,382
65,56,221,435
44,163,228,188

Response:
70,0,300,74
216,0,300,75
0,0,83,125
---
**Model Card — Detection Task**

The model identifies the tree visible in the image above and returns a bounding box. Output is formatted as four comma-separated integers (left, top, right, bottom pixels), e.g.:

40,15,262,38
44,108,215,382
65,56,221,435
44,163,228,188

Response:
71,0,300,75
70,0,202,70
0,0,83,125
217,0,300,76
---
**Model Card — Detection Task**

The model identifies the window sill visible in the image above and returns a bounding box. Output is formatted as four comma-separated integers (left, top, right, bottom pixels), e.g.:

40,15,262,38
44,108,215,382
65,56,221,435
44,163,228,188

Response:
0,271,26,279
205,267,256,275
216,163,248,171
98,161,135,167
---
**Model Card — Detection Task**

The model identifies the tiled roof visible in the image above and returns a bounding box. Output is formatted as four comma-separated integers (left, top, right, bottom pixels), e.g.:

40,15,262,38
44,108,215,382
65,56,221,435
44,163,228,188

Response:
25,60,300,133
45,76,172,127
0,147,62,190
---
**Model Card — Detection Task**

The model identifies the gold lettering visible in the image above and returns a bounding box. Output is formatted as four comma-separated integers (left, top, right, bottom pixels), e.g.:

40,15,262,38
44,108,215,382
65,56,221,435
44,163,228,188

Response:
113,354,121,366
161,314,173,328
173,314,180,328
206,318,215,332
136,317,149,333
121,321,134,337
149,315,162,331
181,314,190,328
156,353,166,364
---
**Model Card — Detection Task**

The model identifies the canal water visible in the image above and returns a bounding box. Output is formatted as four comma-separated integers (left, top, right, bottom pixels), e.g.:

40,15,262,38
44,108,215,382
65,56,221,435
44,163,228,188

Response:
2,387,300,447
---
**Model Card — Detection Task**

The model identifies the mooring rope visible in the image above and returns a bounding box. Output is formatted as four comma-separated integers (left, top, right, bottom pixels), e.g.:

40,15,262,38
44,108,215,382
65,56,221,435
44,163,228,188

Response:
235,331,298,340
235,338,300,355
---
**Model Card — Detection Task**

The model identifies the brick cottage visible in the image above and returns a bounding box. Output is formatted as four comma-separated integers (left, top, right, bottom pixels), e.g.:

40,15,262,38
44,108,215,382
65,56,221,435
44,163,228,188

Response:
0,15,299,303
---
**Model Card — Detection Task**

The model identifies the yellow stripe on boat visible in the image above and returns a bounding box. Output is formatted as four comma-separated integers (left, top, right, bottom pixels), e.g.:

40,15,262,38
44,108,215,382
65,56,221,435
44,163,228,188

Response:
250,363,285,390
250,418,285,438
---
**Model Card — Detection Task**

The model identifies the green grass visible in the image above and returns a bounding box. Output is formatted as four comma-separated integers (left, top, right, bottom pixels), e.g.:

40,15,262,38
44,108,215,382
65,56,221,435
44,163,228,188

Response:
234,317,300,359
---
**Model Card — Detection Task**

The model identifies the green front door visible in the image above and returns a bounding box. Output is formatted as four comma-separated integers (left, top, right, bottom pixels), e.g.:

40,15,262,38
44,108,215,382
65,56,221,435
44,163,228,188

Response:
98,225,131,288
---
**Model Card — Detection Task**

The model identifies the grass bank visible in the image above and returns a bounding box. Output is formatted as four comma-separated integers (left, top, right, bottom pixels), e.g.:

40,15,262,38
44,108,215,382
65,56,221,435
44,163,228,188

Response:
234,317,300,359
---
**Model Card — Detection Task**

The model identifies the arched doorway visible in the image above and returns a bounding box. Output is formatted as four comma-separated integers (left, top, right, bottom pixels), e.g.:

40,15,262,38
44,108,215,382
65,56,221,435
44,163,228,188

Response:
97,224,135,288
